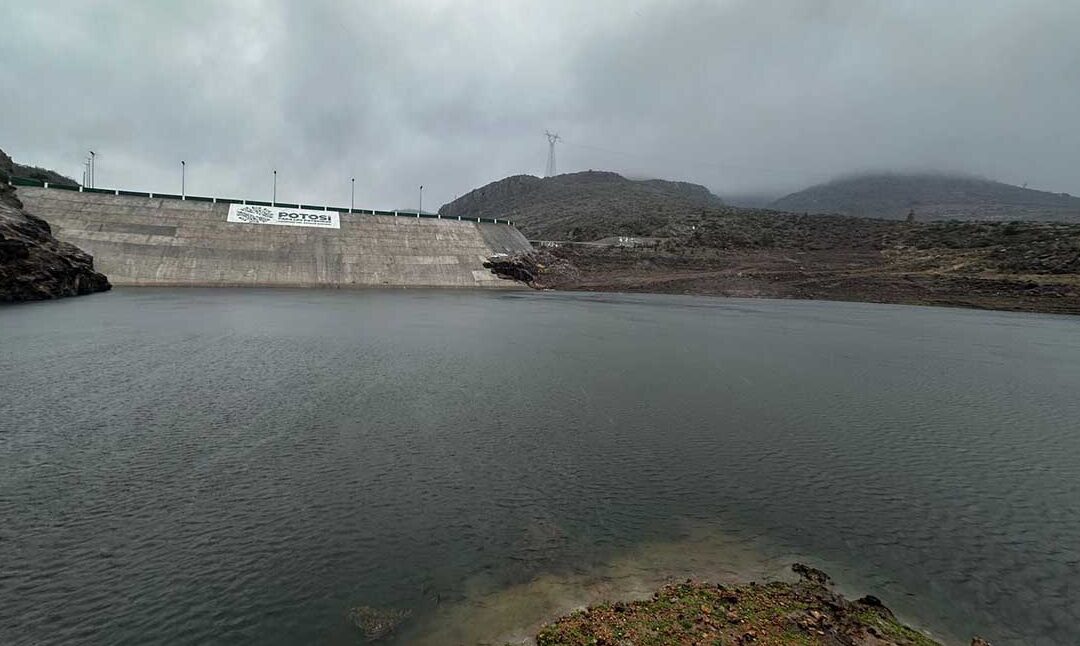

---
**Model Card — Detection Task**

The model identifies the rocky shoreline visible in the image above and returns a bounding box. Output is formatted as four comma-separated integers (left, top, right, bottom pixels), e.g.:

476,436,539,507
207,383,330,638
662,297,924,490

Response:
533,563,988,646
486,240,1079,315
477,186,1080,315
0,150,110,302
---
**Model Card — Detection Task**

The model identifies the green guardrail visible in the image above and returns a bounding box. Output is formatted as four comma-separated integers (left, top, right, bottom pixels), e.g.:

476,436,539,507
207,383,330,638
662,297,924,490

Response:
6,176,514,225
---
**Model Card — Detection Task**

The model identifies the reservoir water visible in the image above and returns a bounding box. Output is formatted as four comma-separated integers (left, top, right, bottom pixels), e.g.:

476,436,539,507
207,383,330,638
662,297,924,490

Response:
1,289,1078,645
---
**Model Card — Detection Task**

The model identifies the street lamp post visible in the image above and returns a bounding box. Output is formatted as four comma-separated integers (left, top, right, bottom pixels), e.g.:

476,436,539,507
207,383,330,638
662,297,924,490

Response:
89,151,95,188
273,169,277,206
419,185,423,216
181,161,186,199
351,177,355,213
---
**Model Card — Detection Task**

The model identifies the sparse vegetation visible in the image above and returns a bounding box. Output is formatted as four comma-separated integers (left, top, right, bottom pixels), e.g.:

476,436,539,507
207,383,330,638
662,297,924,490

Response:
439,171,726,241
0,149,78,187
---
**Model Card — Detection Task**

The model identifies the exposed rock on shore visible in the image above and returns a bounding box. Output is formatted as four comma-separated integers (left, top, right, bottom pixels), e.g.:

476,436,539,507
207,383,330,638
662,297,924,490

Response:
535,563,988,645
461,169,1078,314
0,150,110,302
484,251,580,288
486,214,1080,315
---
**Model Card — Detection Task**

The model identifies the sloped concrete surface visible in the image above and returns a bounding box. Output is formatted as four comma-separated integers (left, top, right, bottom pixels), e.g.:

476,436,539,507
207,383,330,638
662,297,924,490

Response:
17,188,532,288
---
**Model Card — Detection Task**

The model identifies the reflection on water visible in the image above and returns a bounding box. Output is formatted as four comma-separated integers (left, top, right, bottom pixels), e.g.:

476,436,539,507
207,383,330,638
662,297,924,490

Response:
2,288,1078,646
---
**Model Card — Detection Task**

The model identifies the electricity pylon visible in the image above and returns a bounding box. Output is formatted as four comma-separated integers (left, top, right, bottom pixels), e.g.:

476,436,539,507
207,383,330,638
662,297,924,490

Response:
545,131,561,177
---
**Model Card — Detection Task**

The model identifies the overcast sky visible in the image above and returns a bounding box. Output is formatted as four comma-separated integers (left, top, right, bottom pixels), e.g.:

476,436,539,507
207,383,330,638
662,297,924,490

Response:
3,0,1078,209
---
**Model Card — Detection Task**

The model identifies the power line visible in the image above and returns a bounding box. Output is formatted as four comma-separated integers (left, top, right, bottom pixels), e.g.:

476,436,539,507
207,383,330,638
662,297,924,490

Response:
544,130,561,177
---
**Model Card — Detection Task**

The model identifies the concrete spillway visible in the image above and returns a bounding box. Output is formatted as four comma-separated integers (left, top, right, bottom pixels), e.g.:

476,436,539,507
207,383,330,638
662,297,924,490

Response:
16,187,532,288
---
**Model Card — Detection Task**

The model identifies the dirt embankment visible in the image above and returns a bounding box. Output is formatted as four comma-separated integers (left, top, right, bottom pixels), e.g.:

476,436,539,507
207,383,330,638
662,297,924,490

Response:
0,149,110,302
487,214,1080,315
535,564,989,646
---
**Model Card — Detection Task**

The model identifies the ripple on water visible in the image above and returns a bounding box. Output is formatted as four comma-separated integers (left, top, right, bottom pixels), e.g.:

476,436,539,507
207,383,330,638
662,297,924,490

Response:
1,289,1078,646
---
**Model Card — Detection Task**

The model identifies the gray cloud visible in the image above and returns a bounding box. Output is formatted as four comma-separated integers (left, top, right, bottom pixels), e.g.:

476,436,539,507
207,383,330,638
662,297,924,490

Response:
2,0,1078,209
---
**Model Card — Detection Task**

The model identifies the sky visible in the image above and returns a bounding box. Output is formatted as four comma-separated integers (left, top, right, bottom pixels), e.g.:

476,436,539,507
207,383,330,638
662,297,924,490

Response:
2,0,1079,210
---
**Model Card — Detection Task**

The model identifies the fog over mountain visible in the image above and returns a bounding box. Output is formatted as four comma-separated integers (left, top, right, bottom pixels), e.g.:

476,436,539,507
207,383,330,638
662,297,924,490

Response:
772,173,1080,222
3,1,1078,209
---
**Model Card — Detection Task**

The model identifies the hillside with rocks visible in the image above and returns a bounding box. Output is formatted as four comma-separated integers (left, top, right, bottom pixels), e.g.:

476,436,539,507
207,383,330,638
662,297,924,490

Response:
0,149,110,302
488,216,1080,314
439,171,727,241
2,149,79,187
772,173,1080,222
465,170,1080,313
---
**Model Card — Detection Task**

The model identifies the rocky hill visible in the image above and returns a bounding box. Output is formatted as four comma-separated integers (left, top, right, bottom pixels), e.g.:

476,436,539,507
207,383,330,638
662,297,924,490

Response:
772,173,1080,222
2,149,79,187
439,171,726,241
0,149,110,302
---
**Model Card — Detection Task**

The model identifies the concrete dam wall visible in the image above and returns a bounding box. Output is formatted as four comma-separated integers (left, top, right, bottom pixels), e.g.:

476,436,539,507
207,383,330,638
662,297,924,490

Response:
15,186,532,288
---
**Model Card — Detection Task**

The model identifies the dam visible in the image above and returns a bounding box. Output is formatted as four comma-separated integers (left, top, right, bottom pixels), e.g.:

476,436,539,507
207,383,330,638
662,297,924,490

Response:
13,182,532,288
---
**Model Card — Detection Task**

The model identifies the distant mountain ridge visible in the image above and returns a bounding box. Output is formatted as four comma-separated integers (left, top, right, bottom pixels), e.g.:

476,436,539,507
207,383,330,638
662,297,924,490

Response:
772,173,1080,223
439,171,726,240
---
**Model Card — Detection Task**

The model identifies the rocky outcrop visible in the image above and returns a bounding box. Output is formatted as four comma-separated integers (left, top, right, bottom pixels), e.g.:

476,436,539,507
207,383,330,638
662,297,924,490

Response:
0,150,110,302
536,563,991,646
484,251,580,288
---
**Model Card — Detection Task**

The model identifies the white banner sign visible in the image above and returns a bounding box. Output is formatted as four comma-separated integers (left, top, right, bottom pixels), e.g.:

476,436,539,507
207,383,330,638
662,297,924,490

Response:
227,203,340,229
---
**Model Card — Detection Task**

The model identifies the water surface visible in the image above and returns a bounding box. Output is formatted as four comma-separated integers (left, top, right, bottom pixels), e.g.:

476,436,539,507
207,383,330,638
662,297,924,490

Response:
1,289,1078,645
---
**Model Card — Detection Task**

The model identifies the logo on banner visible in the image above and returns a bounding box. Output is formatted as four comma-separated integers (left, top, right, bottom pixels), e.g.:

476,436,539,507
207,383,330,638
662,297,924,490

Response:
233,205,275,224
